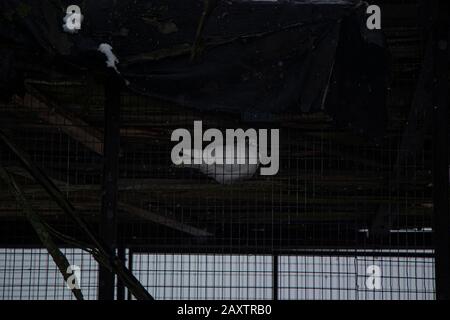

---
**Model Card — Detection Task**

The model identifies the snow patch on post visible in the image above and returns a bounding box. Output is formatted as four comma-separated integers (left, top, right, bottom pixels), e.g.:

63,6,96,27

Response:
98,43,120,74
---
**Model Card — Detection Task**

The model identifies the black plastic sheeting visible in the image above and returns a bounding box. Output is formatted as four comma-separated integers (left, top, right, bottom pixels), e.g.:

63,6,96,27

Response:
0,0,388,137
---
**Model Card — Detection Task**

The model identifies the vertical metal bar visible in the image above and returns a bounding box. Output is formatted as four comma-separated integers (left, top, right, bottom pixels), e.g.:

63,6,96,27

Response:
431,0,450,301
128,248,134,300
273,255,279,300
98,75,121,300
116,245,126,300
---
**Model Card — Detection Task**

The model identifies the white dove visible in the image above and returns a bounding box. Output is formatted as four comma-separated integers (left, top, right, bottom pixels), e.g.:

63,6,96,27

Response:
176,139,260,185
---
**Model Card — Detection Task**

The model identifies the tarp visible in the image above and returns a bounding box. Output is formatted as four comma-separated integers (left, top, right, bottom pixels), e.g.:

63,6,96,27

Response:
0,0,388,137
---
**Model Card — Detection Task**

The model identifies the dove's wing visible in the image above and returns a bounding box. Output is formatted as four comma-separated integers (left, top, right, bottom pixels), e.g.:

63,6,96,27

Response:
177,138,260,184
202,162,259,184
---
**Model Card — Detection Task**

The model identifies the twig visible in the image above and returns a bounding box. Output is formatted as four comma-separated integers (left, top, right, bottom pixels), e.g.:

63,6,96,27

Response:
190,0,218,61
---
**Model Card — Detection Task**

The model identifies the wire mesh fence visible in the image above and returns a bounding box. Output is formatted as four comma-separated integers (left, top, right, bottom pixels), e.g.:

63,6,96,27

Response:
0,248,98,300
0,81,437,300
0,0,444,301
0,250,435,300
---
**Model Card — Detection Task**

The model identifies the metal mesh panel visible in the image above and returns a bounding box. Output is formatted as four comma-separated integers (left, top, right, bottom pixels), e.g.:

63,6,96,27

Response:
133,254,273,300
0,0,446,301
278,253,435,300
0,248,98,300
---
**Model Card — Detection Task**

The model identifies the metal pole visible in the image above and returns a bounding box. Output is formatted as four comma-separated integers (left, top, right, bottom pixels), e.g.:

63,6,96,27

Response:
98,74,121,300
273,254,279,300
431,0,450,301
116,245,126,300
128,248,134,300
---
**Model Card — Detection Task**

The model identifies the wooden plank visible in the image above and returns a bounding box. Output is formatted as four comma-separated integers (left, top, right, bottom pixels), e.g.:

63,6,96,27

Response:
119,202,213,237
12,92,104,155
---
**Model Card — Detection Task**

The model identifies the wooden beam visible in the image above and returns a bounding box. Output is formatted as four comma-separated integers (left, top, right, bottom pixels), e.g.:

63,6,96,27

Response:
0,166,84,300
3,165,213,235
119,202,213,237
0,129,154,300
12,91,104,155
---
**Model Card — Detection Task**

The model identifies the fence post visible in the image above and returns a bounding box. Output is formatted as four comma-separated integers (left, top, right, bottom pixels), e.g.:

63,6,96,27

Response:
128,248,134,300
116,245,126,300
98,74,121,300
431,0,450,301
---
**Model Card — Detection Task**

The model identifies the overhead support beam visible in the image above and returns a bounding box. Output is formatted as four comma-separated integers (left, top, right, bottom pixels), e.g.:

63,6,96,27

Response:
13,91,104,155
5,165,213,237
119,202,213,238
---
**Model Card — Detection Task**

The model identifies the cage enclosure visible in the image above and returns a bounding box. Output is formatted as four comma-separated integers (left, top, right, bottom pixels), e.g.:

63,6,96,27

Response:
0,0,448,300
